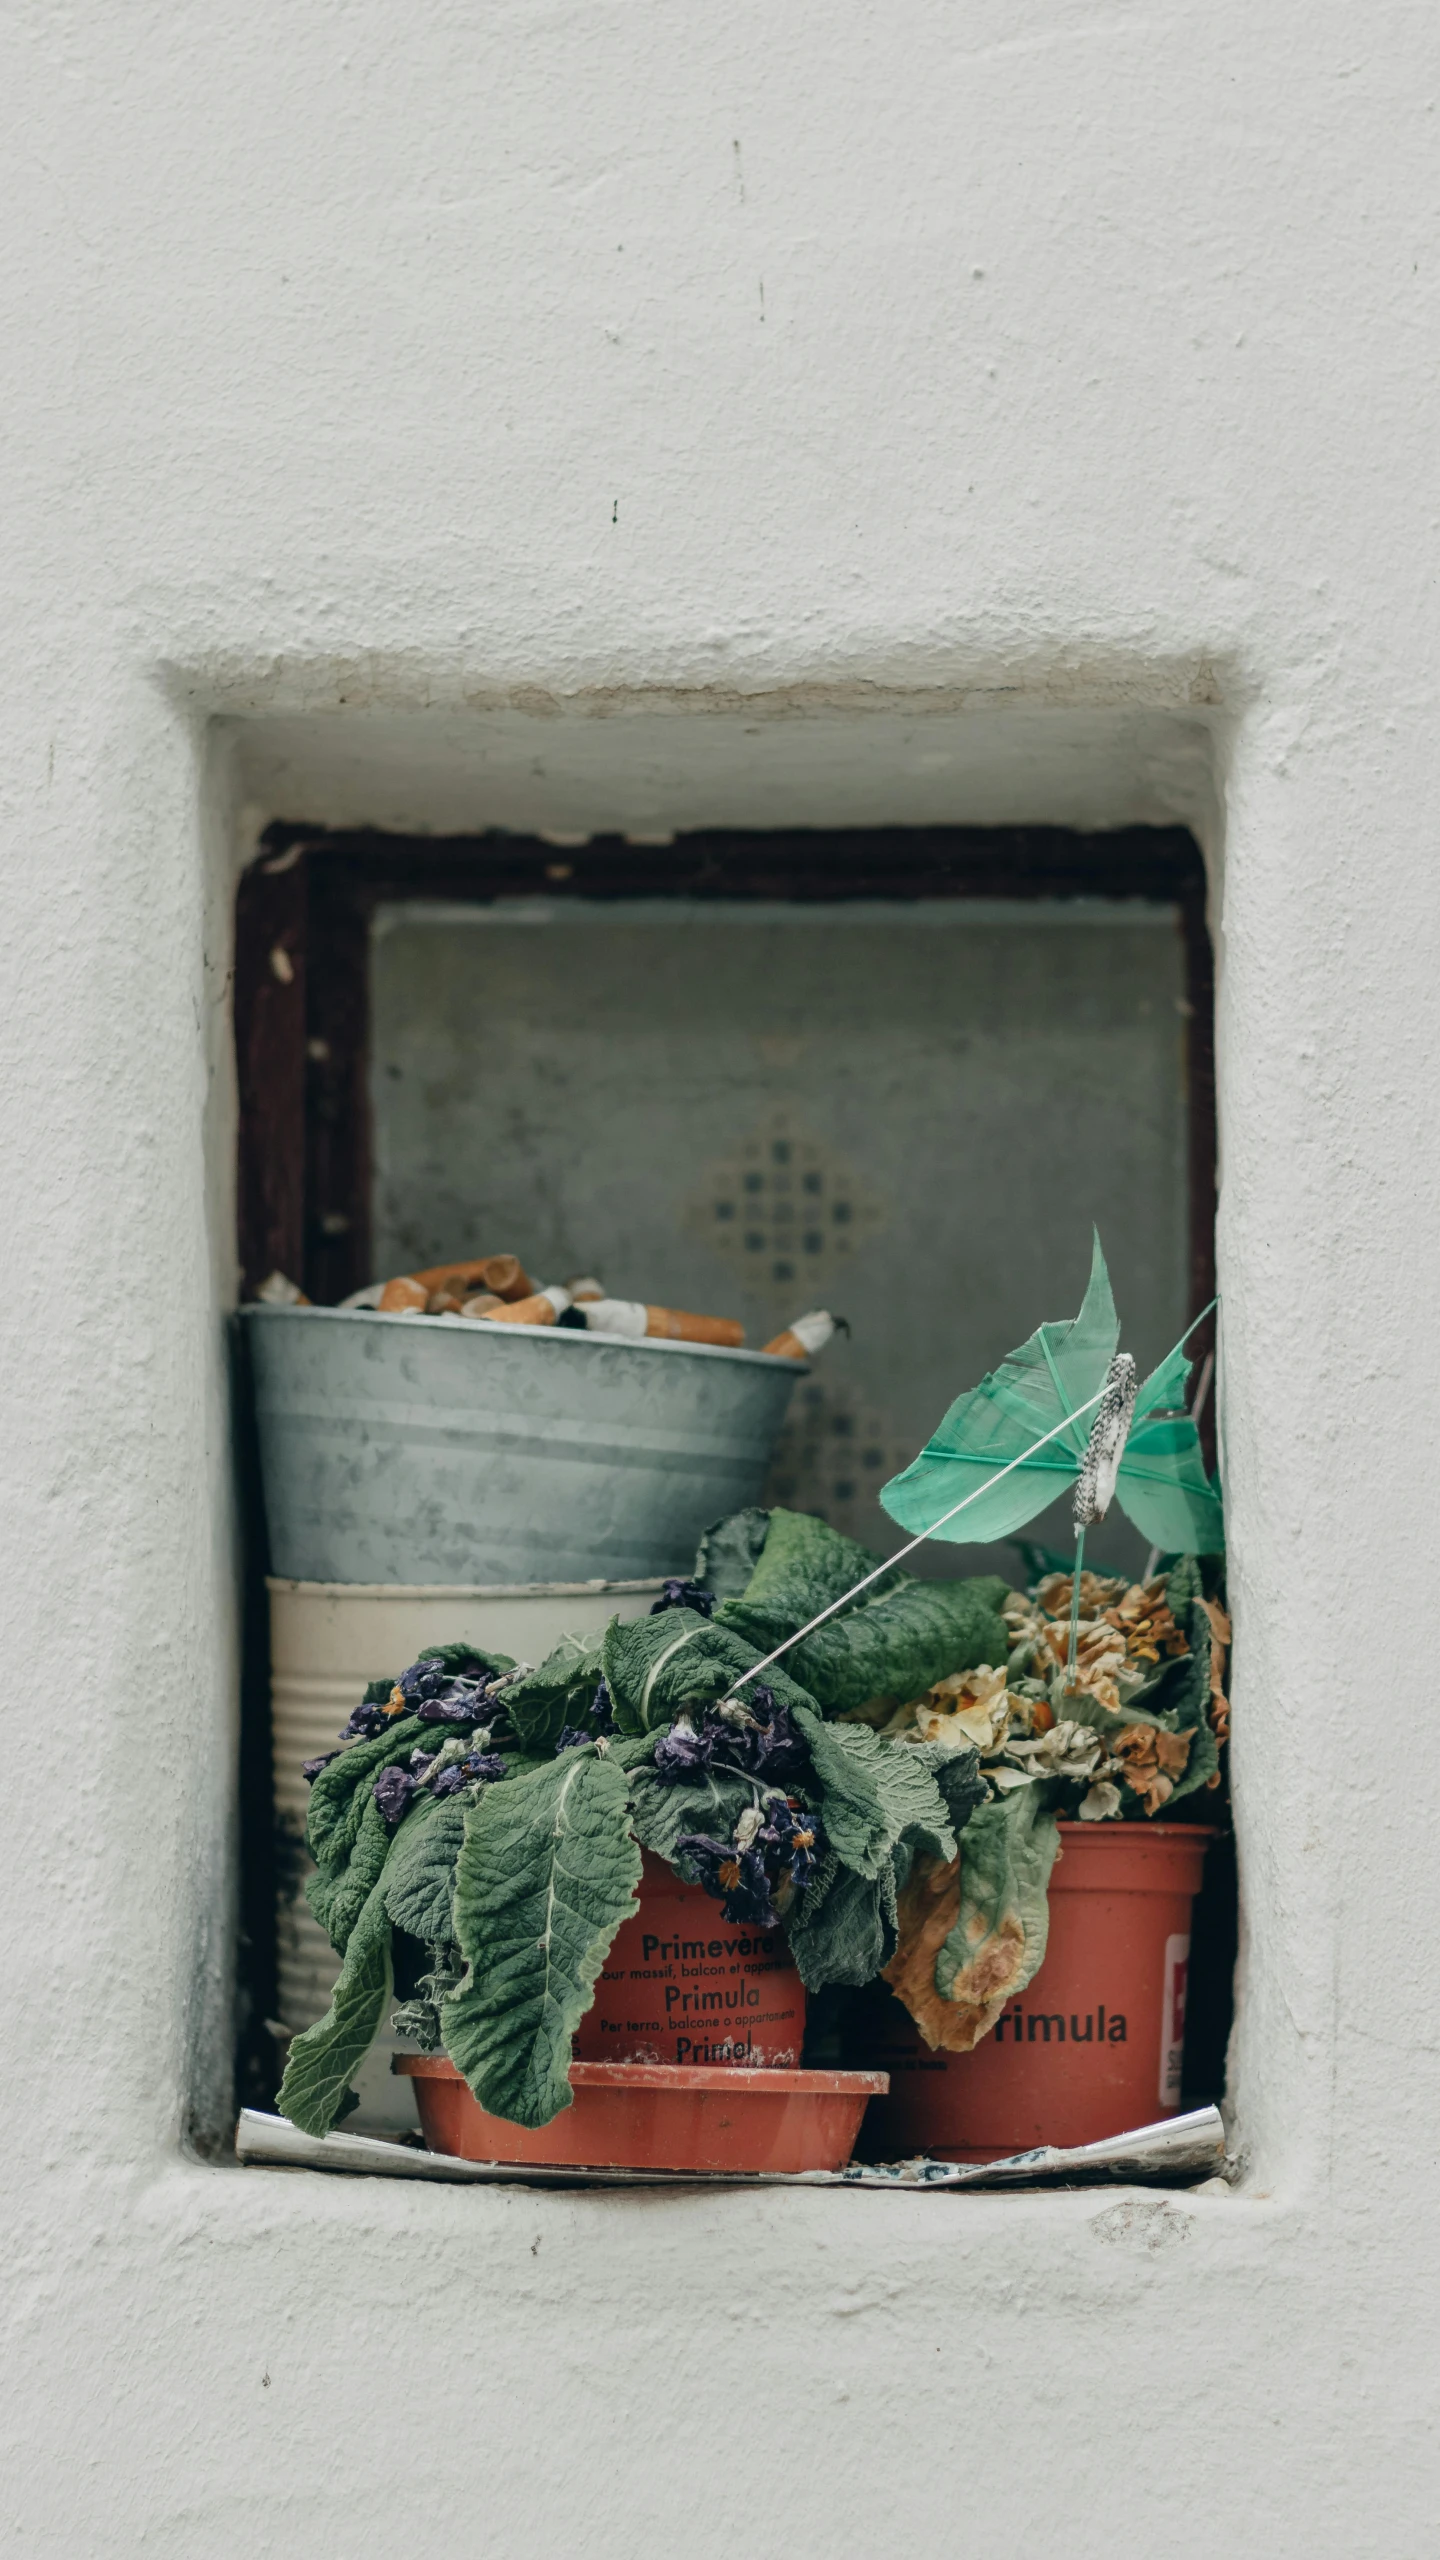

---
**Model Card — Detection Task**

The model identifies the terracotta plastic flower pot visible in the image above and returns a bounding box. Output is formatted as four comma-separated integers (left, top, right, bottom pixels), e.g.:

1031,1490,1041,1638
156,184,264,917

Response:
571,1851,807,2068
396,2056,887,2173
858,1820,1214,2161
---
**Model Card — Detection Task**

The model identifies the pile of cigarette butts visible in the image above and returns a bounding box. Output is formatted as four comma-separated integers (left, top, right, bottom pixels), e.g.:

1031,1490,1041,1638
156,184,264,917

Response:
254,1257,843,1361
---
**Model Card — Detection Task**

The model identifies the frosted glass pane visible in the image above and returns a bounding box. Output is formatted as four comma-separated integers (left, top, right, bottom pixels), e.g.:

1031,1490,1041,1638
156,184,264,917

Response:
371,900,1190,1580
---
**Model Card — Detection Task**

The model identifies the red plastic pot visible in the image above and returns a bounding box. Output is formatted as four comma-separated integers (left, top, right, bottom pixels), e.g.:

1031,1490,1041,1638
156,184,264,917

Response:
571,1850,806,2068
859,1820,1213,2161
396,2056,887,2173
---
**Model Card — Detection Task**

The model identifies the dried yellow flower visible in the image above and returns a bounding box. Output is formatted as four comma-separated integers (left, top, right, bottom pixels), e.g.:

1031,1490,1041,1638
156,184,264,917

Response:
1001,1588,1051,1654
1103,1577,1190,1666
1078,1779,1123,1822
911,1663,1014,1755
1035,1569,1128,1621
1002,1719,1111,1782
1200,1595,1232,1746
1112,1722,1192,1814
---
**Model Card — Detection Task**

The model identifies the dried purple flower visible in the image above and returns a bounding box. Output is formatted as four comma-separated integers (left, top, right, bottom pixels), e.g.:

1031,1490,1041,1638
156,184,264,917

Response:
759,1793,824,1888
338,1701,392,1742
414,1683,492,1725
704,1687,807,1779
674,1832,780,1928
650,1686,809,1786
554,1675,614,1755
301,1750,341,1785
429,1764,468,1797
462,1751,507,1784
652,1714,712,1779
398,1658,451,1705
373,1764,417,1827
650,1579,717,1619
397,1652,495,1717
723,1845,779,1927
745,1688,807,1779
670,1830,729,1885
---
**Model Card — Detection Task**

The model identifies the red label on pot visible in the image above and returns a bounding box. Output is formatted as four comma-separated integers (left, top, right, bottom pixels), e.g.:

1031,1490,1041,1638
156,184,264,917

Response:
575,1863,806,2068
1159,1932,1190,2107
854,1822,1207,2161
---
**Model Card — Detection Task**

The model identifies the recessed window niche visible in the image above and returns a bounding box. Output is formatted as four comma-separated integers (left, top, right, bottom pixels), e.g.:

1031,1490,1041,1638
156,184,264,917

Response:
231,806,1232,2133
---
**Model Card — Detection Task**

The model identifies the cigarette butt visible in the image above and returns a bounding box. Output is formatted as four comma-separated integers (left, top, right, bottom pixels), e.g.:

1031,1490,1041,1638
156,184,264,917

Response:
459,1293,503,1318
483,1294,556,1326
566,1276,606,1303
579,1299,648,1340
426,1288,467,1315
407,1261,470,1295
762,1309,844,1359
378,1275,429,1314
477,1254,533,1303
580,1298,745,1347
644,1304,745,1348
482,1285,574,1327
407,1255,535,1303
255,1270,310,1307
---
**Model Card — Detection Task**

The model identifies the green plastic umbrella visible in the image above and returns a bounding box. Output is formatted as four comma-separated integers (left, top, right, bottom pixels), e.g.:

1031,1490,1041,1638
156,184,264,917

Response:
720,1233,1221,1706
879,1231,1223,1557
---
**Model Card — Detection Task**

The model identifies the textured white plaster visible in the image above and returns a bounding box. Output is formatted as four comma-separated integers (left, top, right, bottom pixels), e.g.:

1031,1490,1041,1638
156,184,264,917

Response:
230,699,1223,838
2,1,1438,2550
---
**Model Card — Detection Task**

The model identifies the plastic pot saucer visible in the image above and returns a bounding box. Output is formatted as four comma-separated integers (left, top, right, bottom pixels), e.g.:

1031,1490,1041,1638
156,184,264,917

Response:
395,2056,887,2176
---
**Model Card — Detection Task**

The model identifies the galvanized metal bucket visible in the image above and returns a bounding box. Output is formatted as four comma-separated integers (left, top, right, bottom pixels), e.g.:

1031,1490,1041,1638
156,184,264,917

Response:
239,1306,804,1585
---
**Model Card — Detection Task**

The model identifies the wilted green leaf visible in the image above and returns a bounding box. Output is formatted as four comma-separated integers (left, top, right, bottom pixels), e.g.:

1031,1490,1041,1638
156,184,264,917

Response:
885,1787,1059,2053
305,1717,426,1872
601,1610,816,1736
716,1508,1008,1712
1165,1555,1204,1616
277,1880,393,2137
627,1763,758,1881
695,1506,772,1597
796,1708,955,1879
382,1795,467,1943
499,1629,607,1753
786,1853,899,1991
788,1575,1010,1712
928,1742,988,1838
307,1788,394,1954
935,1789,1059,2008
442,1750,642,2129
720,1507,905,1638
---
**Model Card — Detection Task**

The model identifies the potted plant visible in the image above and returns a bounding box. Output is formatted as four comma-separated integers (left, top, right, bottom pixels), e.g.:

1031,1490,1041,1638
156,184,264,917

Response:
852,1550,1229,2157
276,1513,1009,2169
849,1230,1230,2157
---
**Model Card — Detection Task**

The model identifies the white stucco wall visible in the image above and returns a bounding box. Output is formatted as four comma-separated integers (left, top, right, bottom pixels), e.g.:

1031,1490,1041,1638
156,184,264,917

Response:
3,5,1438,2552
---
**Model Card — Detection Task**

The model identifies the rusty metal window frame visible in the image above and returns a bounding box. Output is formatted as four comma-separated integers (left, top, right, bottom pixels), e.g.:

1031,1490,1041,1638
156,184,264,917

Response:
231,818,1228,2114
235,819,1216,1347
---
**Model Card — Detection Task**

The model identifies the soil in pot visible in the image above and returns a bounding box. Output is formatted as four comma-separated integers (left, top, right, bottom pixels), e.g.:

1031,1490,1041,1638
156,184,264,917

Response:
571,1850,806,2067
856,1820,1213,2161
396,2057,886,2174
